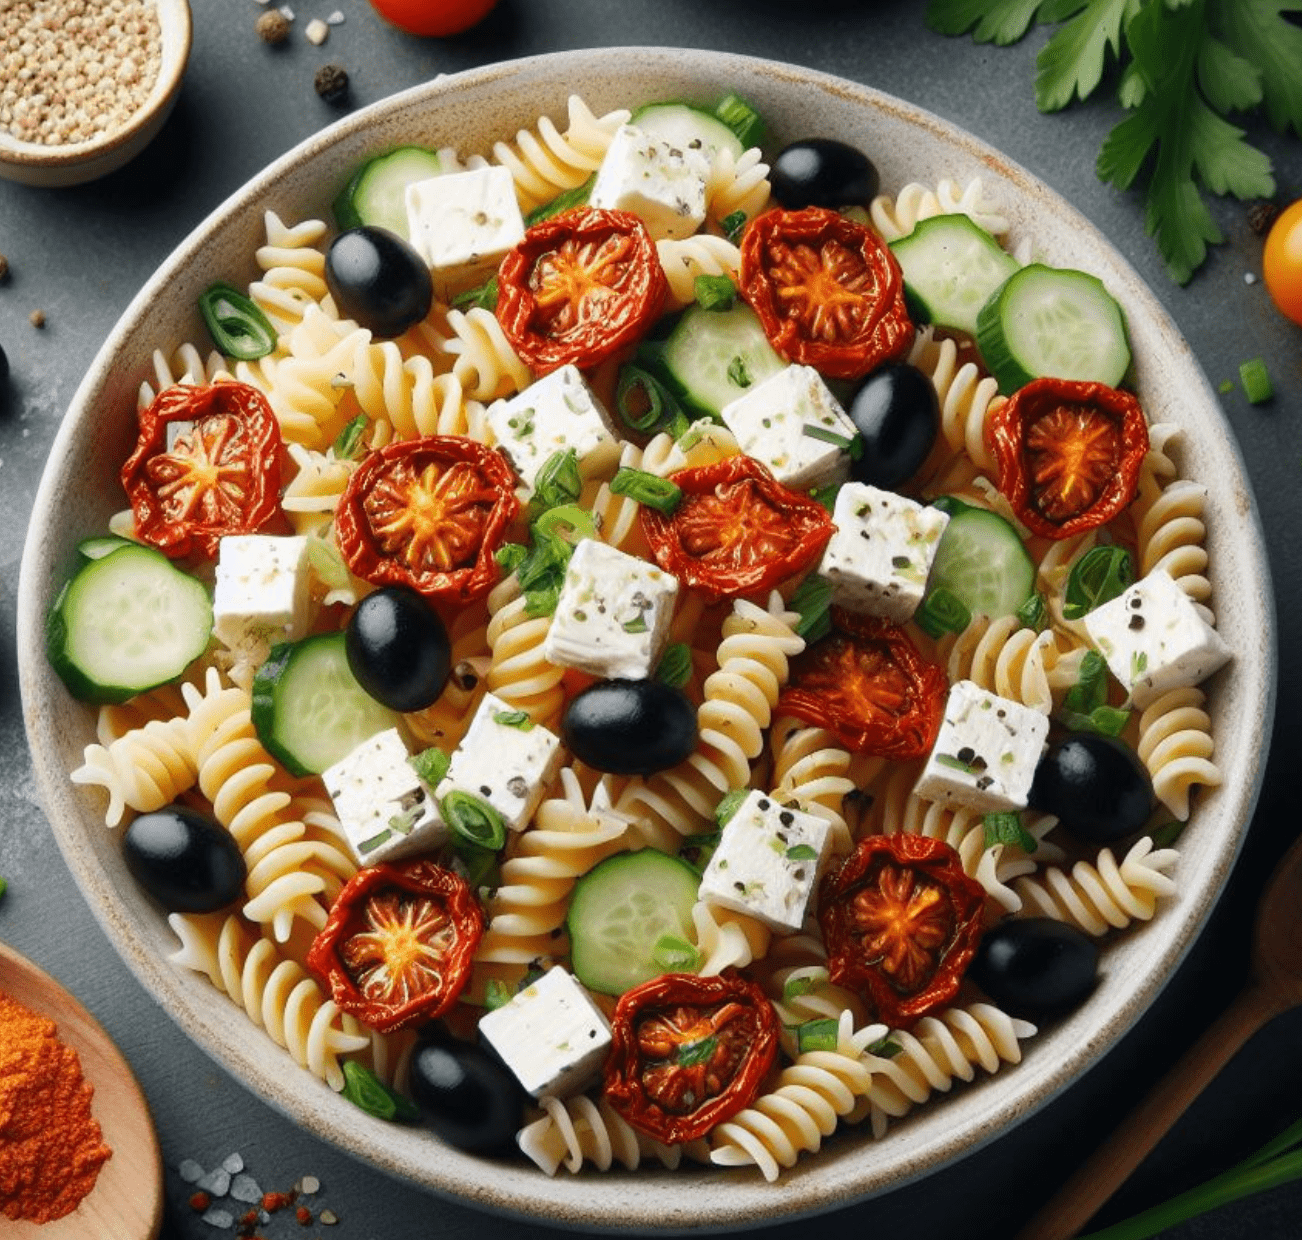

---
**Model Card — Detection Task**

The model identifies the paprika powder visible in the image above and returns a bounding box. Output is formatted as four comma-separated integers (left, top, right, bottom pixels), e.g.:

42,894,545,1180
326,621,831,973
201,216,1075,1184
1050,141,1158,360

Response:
0,990,112,1223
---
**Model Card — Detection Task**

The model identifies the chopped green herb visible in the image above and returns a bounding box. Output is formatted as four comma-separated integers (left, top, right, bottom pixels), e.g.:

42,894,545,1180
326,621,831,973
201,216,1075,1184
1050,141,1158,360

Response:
655,641,693,688
797,1018,840,1054
727,355,751,388
801,424,859,454
694,273,737,311
484,978,515,1011
528,448,583,520
983,811,1038,854
621,614,649,634
789,574,834,643
1017,591,1048,632
866,1036,904,1059
914,586,973,639
810,483,841,514
720,210,748,244
332,414,369,461
450,274,499,312
785,843,820,861
676,1034,719,1068
609,467,683,515
1218,378,1236,395
525,176,594,226
1239,356,1274,404
440,790,507,853
1150,820,1187,849
1131,649,1149,680
493,709,534,731
651,933,701,973
533,503,599,545
408,746,451,787
341,1061,420,1122
1063,545,1134,620
714,788,749,830
935,753,978,775
713,92,766,149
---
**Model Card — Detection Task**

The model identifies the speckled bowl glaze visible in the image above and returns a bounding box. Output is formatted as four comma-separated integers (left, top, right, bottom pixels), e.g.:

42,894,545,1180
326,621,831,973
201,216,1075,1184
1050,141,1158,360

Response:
17,48,1275,1233
0,0,191,188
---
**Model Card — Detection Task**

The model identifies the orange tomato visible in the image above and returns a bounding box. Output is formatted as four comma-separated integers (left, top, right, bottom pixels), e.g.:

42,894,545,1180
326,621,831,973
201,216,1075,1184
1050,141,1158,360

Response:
1263,199,1302,327
366,0,498,36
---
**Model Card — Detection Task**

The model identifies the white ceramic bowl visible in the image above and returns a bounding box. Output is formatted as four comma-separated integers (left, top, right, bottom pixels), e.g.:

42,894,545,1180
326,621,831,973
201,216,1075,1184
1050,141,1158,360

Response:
0,0,191,188
17,48,1275,1232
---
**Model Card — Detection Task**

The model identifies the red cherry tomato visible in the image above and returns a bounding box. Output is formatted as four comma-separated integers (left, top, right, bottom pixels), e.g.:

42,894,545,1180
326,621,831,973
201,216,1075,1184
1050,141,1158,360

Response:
1263,199,1302,327
365,0,498,37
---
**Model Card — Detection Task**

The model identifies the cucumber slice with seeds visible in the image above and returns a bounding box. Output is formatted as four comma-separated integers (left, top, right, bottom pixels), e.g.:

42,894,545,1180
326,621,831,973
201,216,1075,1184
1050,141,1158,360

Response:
333,146,445,238
926,497,1034,620
631,102,745,161
660,301,786,417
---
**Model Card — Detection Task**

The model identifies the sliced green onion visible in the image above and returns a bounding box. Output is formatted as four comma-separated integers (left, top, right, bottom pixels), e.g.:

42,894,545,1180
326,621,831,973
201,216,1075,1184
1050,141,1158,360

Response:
1017,591,1048,631
525,175,594,226
802,424,861,456
714,788,749,830
408,746,450,788
341,1061,419,1122
615,362,682,433
332,414,369,461
484,978,515,1011
528,448,582,519
782,974,816,1002
789,574,834,643
720,210,748,244
1063,545,1134,620
714,93,765,149
655,641,693,688
450,274,498,313
199,282,277,361
440,790,507,853
1150,820,1186,849
651,933,700,973
609,467,683,515
914,586,972,639
866,1036,903,1059
1239,356,1274,404
694,274,736,311
533,503,598,545
796,1018,840,1055
982,811,1038,853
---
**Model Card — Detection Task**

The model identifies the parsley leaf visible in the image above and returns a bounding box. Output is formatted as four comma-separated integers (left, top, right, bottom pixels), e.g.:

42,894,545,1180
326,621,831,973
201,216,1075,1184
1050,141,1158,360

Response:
1035,0,1138,111
925,0,1047,45
1211,0,1302,135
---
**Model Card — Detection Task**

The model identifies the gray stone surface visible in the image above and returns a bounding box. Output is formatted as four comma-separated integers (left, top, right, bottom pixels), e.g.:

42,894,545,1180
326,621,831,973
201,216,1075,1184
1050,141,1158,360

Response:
2,2,1300,1237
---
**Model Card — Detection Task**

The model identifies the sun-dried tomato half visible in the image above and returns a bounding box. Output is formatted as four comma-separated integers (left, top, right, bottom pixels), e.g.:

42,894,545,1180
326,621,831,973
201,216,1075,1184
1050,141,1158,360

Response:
121,380,284,560
819,834,986,1029
496,206,668,374
335,435,518,605
739,205,914,380
986,376,1149,540
640,455,834,601
306,858,484,1032
603,971,778,1144
777,609,947,758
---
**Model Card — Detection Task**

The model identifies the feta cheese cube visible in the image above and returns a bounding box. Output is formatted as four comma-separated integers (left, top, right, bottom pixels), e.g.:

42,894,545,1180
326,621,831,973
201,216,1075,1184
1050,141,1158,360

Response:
322,727,445,865
697,790,832,934
542,539,679,680
819,483,950,622
587,123,710,241
405,166,525,298
484,365,622,495
1083,568,1232,709
212,535,311,666
478,967,612,1098
440,692,563,833
914,680,1049,813
719,364,859,490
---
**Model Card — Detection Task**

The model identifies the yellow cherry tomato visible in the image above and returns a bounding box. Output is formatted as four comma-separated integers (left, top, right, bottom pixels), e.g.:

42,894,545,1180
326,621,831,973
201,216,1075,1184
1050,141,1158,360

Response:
367,0,497,36
1263,199,1302,327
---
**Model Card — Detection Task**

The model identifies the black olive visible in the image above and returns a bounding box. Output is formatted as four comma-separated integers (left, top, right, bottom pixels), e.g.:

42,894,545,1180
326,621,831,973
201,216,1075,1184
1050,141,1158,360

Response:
846,363,940,489
123,806,247,913
407,1029,525,1155
325,226,433,339
770,138,880,210
561,679,698,775
969,918,1100,1019
345,585,452,712
1028,733,1153,843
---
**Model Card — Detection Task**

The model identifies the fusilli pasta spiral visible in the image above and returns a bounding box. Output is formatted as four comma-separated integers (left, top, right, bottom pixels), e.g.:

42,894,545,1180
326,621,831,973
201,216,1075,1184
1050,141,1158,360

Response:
1136,687,1220,821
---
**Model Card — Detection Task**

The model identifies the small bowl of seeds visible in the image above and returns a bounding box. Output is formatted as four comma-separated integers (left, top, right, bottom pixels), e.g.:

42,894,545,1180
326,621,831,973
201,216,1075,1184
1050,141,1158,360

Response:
0,0,192,187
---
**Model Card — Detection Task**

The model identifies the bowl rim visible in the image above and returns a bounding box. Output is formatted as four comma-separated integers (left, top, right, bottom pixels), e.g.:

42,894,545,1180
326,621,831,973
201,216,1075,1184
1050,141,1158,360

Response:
16,46,1277,1232
0,0,192,167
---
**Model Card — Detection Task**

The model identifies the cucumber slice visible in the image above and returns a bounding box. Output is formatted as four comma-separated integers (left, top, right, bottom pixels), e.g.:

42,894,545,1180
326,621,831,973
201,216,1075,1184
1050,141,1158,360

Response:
333,146,444,239
567,849,701,995
976,263,1131,394
46,543,212,704
890,214,1019,338
631,102,745,161
926,497,1034,619
251,632,401,776
660,301,787,417
76,534,136,564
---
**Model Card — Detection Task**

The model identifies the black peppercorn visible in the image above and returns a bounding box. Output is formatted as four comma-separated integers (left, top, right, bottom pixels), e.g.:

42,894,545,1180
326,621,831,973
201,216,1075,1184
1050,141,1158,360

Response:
314,62,349,105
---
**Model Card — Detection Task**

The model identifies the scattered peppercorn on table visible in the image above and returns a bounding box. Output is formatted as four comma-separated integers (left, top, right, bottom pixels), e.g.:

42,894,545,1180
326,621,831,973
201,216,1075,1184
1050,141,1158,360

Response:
2,3,1302,1239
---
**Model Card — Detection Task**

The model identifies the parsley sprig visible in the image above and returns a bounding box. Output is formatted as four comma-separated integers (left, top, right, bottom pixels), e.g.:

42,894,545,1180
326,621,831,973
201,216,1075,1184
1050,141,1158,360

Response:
925,0,1301,283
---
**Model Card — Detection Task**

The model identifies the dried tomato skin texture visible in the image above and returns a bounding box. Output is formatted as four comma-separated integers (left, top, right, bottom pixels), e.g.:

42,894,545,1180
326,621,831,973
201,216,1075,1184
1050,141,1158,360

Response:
819,833,986,1029
335,434,519,605
496,206,668,374
307,858,484,1032
986,376,1149,540
739,205,914,380
121,380,284,560
603,971,779,1144
777,610,947,759
639,455,834,601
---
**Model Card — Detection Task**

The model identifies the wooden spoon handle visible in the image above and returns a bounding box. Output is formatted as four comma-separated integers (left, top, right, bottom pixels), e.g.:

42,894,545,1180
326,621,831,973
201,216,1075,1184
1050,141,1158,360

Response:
1013,981,1288,1240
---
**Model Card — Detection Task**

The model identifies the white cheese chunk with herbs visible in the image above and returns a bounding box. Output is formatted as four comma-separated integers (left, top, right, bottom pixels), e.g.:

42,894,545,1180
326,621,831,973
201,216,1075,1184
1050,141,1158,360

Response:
484,365,622,495
819,483,950,623
478,966,612,1099
440,692,562,833
719,364,859,490
212,535,311,667
323,727,445,865
541,539,679,680
913,680,1050,813
587,123,710,241
405,166,525,298
697,790,832,934
1083,568,1232,709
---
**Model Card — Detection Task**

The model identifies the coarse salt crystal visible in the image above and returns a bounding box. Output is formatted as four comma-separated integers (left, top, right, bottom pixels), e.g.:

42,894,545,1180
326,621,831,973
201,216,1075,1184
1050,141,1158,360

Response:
177,1159,205,1184
305,17,328,43
201,1207,235,1229
279,4,294,17
1244,272,1258,285
297,1175,322,1194
326,9,344,21
196,1167,231,1197
229,1172,263,1203
222,1152,245,1174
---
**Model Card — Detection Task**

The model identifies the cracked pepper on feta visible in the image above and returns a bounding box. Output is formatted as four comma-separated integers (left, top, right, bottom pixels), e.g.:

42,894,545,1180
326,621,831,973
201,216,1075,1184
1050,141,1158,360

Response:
718,364,860,490
913,680,1050,813
542,538,679,680
587,122,710,241
818,482,950,623
1083,567,1232,709
697,790,833,934
212,534,312,667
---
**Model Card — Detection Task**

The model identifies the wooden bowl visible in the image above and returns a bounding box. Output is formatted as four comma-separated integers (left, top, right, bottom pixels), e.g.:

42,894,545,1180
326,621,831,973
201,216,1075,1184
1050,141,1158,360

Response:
15,47,1277,1232
0,0,191,188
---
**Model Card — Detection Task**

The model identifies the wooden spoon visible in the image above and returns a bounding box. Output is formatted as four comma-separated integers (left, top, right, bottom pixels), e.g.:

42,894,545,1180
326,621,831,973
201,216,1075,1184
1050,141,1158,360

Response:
0,940,163,1240
1015,831,1302,1240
